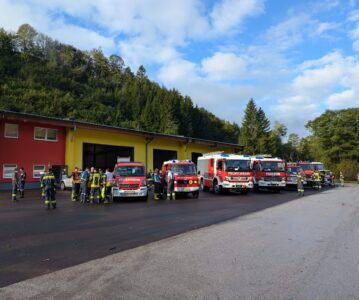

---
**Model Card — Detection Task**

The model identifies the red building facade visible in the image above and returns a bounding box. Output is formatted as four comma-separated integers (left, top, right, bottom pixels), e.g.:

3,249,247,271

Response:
0,117,66,187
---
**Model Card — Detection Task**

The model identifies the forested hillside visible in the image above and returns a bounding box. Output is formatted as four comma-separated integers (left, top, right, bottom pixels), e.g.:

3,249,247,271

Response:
0,24,239,142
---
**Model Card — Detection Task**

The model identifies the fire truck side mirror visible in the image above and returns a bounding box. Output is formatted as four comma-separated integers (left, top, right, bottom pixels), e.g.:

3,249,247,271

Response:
197,171,200,175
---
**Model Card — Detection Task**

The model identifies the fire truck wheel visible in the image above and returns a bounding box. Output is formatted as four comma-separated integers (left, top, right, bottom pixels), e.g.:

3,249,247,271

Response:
213,180,222,194
192,191,199,199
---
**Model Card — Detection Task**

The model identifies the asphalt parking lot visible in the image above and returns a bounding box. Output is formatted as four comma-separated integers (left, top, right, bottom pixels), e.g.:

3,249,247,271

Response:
0,187,320,287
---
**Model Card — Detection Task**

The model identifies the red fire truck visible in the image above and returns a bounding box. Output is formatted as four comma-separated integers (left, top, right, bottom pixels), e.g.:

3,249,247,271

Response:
297,161,325,186
250,156,286,192
285,162,305,187
197,152,253,194
161,160,200,198
111,160,148,201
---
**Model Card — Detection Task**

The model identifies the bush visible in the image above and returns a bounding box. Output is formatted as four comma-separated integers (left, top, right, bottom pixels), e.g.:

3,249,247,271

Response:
332,160,359,181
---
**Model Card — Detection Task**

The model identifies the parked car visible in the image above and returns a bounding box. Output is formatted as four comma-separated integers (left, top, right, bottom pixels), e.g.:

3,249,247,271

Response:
60,174,72,191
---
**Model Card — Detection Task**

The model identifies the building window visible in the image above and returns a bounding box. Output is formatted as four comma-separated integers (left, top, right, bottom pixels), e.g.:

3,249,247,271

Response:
4,123,19,138
33,165,46,178
34,127,58,141
3,164,17,179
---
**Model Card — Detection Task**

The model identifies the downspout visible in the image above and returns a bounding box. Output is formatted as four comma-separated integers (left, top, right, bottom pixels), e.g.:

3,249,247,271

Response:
145,136,154,172
185,138,192,160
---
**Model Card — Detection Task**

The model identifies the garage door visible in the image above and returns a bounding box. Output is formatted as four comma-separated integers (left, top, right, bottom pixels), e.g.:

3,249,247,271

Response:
153,149,177,170
83,143,134,171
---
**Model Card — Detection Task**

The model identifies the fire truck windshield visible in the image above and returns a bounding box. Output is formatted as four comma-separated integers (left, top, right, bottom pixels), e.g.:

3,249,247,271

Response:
115,166,145,177
286,166,301,175
260,161,285,172
313,163,324,171
224,160,251,171
171,164,196,175
299,163,314,171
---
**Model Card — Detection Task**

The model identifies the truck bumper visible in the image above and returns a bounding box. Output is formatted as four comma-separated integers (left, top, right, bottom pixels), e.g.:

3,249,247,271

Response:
258,181,286,188
222,182,253,189
112,187,148,197
174,187,199,192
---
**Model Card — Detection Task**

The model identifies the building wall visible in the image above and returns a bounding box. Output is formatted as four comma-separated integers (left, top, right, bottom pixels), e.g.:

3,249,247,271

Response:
0,119,66,185
65,127,227,173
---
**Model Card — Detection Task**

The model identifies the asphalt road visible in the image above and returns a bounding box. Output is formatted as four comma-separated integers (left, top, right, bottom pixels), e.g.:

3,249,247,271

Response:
0,186,317,288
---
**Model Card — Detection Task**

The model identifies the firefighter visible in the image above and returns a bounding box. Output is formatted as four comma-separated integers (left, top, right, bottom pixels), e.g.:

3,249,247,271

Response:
19,167,26,198
312,170,321,190
101,168,112,204
90,168,101,204
166,168,175,200
297,171,305,196
87,167,94,200
100,169,107,203
80,167,90,203
340,171,344,187
43,168,56,209
153,169,162,200
71,167,81,201
40,171,45,200
11,167,18,201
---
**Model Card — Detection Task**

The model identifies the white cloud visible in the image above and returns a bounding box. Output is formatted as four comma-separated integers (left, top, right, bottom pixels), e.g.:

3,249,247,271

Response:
210,0,264,34
315,22,340,36
201,52,247,80
327,89,359,109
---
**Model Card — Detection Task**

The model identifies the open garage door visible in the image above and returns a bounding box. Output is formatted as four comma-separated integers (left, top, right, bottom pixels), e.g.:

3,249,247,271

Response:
191,152,203,165
83,143,134,171
153,149,177,171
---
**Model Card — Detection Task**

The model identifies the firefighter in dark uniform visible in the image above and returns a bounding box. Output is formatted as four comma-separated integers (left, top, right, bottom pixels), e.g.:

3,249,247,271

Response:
11,167,18,201
80,167,90,203
90,168,101,204
43,168,56,209
19,167,26,198
71,167,81,201
40,171,45,200
87,167,94,201
297,171,305,196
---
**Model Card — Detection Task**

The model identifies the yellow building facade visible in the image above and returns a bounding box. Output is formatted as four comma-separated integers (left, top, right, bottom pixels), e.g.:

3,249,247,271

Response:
65,126,242,172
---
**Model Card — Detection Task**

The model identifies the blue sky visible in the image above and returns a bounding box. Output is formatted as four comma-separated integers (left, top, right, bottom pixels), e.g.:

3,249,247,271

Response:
1,0,359,136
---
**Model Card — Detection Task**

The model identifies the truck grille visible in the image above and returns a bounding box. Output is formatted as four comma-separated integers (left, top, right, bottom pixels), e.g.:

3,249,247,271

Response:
119,184,139,190
264,176,282,182
177,180,196,184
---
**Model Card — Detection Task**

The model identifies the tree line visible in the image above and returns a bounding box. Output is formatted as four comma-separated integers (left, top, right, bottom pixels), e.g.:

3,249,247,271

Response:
1,25,358,178
240,99,359,179
0,24,239,142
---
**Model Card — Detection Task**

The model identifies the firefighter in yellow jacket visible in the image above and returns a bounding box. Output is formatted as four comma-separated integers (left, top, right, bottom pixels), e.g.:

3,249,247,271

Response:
90,168,101,204
312,170,322,190
297,171,305,196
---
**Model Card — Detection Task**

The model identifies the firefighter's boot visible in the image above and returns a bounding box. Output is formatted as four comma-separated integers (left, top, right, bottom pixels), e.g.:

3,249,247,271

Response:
172,192,176,200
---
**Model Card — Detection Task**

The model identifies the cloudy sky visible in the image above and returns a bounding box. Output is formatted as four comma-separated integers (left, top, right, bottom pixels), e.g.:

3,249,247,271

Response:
1,0,359,136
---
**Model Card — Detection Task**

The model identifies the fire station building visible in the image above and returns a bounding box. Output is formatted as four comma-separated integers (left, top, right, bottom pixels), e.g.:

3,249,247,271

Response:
0,110,243,189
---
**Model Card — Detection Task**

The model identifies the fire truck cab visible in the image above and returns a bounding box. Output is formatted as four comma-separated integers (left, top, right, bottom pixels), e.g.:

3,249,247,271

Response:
197,152,253,194
297,161,325,186
111,160,148,201
250,156,286,192
161,160,200,198
285,162,305,187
